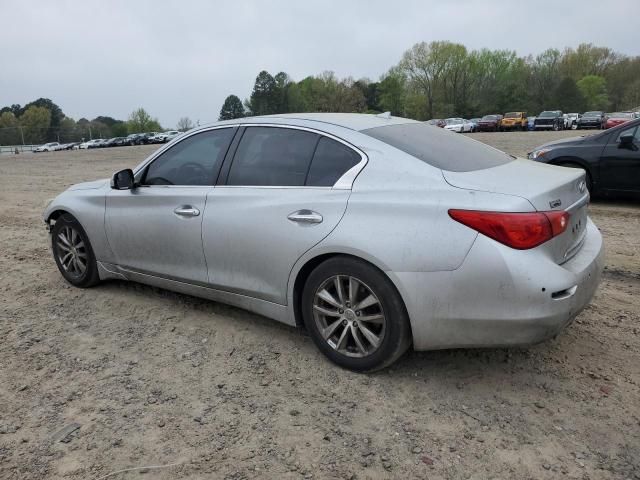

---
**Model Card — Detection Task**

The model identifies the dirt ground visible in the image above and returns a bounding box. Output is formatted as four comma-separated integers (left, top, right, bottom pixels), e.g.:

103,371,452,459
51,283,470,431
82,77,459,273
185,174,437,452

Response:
0,131,638,480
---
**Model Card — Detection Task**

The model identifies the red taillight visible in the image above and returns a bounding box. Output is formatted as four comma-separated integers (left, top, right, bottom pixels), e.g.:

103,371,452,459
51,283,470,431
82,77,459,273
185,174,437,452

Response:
448,209,570,250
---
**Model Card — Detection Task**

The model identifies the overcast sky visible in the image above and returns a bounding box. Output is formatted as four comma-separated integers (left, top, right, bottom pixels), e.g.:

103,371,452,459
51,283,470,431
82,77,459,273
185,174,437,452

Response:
2,0,638,128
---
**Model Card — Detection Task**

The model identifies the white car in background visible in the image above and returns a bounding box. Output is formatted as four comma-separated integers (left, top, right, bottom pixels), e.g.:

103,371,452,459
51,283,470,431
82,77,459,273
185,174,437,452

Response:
80,139,103,149
34,142,61,152
149,130,183,144
566,113,581,129
444,118,473,133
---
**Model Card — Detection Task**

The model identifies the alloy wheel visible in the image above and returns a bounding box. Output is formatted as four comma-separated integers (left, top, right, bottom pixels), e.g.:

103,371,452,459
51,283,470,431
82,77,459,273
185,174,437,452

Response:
55,226,87,277
312,275,386,358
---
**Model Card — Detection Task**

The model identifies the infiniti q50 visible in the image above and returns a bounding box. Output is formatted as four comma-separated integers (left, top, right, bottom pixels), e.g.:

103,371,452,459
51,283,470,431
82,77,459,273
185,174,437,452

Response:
44,113,604,371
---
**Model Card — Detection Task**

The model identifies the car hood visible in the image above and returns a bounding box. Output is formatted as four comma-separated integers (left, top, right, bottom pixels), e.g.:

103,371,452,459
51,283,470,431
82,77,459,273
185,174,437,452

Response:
535,135,586,149
68,179,109,191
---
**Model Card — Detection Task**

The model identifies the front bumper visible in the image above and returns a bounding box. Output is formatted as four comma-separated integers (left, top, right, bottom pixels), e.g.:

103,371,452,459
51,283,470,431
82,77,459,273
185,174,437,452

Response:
391,218,604,350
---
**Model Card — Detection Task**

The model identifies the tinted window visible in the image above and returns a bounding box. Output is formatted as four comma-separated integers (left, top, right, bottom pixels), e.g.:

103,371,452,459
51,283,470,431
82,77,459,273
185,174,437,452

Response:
227,127,318,186
143,128,233,186
307,137,361,187
362,122,513,172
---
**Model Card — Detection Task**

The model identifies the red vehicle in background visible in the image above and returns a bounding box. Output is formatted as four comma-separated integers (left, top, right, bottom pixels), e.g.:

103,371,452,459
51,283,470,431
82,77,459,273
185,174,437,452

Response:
605,112,634,129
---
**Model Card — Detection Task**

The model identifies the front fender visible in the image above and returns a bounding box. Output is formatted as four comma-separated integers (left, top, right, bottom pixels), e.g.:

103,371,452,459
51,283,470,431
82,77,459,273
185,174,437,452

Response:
43,187,113,263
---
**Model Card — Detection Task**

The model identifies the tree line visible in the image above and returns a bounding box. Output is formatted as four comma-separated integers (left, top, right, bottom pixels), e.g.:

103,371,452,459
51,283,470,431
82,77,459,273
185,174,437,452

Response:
219,41,640,121
0,101,189,146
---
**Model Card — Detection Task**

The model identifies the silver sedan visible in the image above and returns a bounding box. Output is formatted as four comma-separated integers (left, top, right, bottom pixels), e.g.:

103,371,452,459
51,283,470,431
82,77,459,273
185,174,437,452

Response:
44,113,604,371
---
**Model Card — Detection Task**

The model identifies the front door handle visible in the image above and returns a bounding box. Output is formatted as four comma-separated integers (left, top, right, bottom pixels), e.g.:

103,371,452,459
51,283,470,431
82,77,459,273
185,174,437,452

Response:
287,209,323,224
174,206,200,217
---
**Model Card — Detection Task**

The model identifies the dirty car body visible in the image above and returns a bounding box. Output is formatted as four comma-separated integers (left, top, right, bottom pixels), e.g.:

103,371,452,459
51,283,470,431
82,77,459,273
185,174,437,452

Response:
44,113,604,370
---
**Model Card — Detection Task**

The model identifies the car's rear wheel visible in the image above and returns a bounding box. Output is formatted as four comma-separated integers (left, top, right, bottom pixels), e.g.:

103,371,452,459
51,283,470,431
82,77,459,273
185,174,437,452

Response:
51,214,100,288
302,256,411,372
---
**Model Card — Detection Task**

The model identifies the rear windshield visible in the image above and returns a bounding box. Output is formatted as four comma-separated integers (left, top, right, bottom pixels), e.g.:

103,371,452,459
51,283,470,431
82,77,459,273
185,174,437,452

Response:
362,122,514,172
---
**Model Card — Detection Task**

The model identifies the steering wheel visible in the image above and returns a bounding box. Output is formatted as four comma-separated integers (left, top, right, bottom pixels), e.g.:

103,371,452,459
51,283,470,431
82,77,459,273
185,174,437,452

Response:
179,162,208,184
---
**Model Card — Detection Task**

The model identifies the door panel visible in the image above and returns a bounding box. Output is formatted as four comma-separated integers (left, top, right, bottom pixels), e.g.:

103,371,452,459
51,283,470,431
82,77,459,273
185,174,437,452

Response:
600,126,640,192
105,187,210,283
202,187,350,304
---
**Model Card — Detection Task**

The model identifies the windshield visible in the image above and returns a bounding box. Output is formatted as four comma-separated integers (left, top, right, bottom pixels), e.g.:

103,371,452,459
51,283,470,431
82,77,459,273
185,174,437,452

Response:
362,122,513,172
445,118,462,125
481,115,497,121
539,111,557,118
504,112,520,118
583,111,602,117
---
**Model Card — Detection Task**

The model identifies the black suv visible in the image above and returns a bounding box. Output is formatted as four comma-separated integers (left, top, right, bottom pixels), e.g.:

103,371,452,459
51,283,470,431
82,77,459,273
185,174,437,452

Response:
533,111,564,131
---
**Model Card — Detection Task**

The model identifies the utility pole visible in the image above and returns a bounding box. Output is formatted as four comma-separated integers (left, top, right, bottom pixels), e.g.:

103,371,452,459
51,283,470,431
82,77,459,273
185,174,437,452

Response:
88,124,92,140
19,126,25,145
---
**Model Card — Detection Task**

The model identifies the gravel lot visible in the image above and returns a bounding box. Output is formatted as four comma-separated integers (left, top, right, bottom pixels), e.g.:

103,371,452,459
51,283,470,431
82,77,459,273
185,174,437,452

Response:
0,131,638,479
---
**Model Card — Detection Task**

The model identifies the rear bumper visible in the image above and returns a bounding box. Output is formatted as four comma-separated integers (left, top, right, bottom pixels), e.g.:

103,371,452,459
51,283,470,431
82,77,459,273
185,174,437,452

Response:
391,218,604,350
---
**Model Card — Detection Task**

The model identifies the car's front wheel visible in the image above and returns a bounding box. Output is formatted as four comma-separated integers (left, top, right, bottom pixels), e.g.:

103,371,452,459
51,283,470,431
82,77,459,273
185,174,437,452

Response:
51,214,100,288
302,256,411,372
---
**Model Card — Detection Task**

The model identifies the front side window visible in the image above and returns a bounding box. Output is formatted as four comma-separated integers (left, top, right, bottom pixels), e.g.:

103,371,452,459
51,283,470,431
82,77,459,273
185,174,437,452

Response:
226,127,318,186
306,137,361,187
142,128,234,186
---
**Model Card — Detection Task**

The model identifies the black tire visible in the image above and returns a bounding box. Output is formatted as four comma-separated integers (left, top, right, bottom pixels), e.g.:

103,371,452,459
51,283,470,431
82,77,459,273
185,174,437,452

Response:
301,256,412,372
51,214,100,288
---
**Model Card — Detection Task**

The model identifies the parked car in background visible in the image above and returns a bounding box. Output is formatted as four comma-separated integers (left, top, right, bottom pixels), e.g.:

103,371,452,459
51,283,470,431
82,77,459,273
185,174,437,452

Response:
468,118,480,131
126,134,142,145
34,142,61,152
61,142,80,150
566,113,581,129
148,132,167,143
529,117,640,195
43,113,604,371
444,118,473,133
534,111,564,131
104,137,128,147
164,130,182,142
500,112,528,131
577,111,605,129
605,112,635,129
426,119,446,128
137,132,156,144
527,116,537,131
477,114,503,132
80,139,103,149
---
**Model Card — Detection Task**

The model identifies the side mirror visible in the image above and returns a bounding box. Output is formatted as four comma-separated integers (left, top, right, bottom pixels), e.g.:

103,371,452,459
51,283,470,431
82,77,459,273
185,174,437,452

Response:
619,134,635,149
111,168,135,190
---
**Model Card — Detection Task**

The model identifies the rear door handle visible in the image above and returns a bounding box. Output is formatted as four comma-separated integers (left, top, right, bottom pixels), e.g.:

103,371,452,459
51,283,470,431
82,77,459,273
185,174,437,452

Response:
287,209,323,224
174,206,200,217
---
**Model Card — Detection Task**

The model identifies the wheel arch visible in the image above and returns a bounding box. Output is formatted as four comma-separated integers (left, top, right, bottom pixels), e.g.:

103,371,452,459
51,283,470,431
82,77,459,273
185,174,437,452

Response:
290,251,411,340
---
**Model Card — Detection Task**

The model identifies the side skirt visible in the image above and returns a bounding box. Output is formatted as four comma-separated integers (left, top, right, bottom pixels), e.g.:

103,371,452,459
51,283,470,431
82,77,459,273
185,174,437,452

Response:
97,262,294,327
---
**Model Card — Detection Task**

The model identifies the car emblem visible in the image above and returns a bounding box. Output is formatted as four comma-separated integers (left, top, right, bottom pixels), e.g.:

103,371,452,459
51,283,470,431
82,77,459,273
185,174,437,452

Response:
549,199,562,209
577,180,586,194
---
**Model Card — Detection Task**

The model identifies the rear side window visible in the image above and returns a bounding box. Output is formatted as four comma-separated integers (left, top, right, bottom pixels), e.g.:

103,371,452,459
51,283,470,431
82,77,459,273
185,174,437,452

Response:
227,127,318,186
362,122,513,172
307,137,361,187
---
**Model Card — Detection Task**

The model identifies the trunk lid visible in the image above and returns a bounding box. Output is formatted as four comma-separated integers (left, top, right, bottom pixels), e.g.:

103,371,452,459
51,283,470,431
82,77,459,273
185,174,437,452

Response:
443,159,589,264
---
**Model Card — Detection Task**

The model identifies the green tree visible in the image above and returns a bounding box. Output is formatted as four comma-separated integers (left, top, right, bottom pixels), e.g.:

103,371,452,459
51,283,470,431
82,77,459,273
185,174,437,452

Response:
0,111,21,145
273,72,291,113
22,98,64,141
577,75,609,110
248,70,277,115
127,108,161,133
378,69,406,116
554,77,585,113
219,95,245,120
19,106,51,144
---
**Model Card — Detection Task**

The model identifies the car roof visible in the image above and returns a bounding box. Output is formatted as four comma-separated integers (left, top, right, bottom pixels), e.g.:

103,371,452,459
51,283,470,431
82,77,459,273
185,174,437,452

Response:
212,113,419,132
